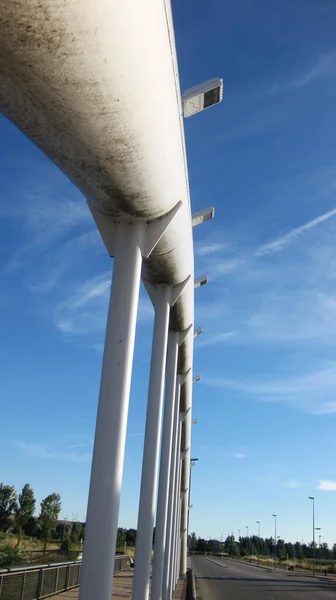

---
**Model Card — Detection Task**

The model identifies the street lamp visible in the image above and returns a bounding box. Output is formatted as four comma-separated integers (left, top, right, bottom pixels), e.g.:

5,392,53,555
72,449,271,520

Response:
246,526,249,559
256,521,260,566
272,515,277,570
318,533,321,568
308,497,316,576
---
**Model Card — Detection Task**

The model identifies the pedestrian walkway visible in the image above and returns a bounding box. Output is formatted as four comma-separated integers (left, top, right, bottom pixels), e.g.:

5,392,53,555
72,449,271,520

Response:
53,568,186,599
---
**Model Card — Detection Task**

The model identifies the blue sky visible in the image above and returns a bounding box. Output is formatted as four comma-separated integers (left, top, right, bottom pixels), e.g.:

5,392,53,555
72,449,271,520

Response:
1,0,336,546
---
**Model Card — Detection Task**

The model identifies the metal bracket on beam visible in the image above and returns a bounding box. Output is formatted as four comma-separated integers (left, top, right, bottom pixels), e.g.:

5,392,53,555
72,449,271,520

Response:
180,447,190,459
180,408,191,423
87,200,182,259
143,275,190,308
178,325,192,346
178,368,191,386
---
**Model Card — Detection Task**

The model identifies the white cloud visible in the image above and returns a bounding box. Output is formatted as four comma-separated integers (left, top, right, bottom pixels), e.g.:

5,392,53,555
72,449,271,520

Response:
5,195,92,272
16,440,92,463
202,361,336,414
318,480,336,491
54,273,153,338
29,229,102,293
269,52,336,93
54,272,111,336
195,242,227,257
284,479,305,488
211,207,336,280
255,207,336,258
232,452,247,459
197,331,237,348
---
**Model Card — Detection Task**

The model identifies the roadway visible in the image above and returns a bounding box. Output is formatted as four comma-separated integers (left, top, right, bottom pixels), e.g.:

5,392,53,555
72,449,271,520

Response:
191,555,336,600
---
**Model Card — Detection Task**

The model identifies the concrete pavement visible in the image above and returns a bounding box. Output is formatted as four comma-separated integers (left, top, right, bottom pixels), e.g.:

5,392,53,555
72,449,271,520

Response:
51,568,186,599
191,555,336,600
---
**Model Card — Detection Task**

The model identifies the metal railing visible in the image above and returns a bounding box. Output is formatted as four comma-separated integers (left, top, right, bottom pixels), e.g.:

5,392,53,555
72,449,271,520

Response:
0,555,130,600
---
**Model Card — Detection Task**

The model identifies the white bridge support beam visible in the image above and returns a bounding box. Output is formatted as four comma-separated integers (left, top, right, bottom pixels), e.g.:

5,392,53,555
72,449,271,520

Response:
179,385,192,577
79,210,178,600
151,332,179,600
151,326,190,600
132,279,188,600
163,378,181,600
170,416,182,594
79,222,145,600
164,370,189,600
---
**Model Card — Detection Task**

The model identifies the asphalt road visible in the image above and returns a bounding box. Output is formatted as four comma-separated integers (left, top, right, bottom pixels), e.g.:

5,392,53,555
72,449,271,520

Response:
191,555,336,600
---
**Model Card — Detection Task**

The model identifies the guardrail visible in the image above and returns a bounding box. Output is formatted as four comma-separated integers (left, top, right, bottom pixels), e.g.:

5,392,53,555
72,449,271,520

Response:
0,555,130,600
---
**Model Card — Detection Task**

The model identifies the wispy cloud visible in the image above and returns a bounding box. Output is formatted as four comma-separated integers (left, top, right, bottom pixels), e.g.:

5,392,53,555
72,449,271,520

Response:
202,361,336,414
255,207,336,257
16,441,92,463
232,452,247,459
29,229,102,293
197,331,237,348
5,195,92,272
211,207,336,278
318,480,336,491
269,52,336,93
195,242,228,257
54,272,111,336
284,479,305,488
54,273,153,339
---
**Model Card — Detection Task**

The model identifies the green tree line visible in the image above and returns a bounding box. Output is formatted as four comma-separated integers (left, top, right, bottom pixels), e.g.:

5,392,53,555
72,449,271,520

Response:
0,482,64,550
189,532,336,560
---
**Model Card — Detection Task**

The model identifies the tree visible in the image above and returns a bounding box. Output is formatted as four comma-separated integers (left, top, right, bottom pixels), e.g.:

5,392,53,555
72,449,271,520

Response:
189,532,197,553
71,522,83,543
295,541,304,559
0,483,17,532
39,493,61,553
116,527,126,548
125,528,137,547
15,484,35,547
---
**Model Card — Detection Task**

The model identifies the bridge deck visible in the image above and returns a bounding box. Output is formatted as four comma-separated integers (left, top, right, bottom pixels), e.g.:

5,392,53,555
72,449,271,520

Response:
52,569,186,599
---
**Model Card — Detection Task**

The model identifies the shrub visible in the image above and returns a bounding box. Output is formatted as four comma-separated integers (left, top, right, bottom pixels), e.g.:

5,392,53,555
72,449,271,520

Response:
0,543,29,567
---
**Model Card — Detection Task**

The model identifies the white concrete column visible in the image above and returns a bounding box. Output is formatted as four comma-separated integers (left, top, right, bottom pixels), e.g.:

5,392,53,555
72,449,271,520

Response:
170,419,182,594
132,279,186,600
173,443,182,587
79,222,145,600
163,379,181,600
151,332,179,600
180,408,191,577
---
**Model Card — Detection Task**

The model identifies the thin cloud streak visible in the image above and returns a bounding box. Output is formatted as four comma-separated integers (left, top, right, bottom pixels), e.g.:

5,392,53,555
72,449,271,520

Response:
16,440,92,463
202,361,336,414
197,331,237,348
212,206,336,278
256,207,336,257
269,52,336,93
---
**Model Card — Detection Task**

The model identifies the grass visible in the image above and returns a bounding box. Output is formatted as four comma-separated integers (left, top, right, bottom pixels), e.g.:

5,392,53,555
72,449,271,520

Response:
0,534,136,568
229,554,336,574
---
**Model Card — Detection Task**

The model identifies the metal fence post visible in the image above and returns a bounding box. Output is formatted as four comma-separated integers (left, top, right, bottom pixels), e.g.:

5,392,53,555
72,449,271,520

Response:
20,571,27,600
55,566,59,593
66,564,71,590
38,568,45,600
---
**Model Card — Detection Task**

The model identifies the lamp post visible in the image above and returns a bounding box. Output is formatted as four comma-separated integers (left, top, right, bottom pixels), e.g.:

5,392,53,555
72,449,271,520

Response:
256,521,260,566
187,458,198,540
237,530,241,560
272,515,277,570
308,497,315,576
319,533,322,572
246,526,249,560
